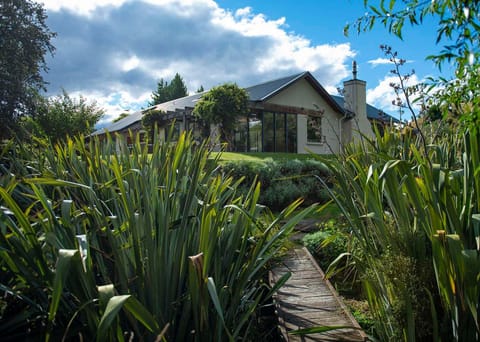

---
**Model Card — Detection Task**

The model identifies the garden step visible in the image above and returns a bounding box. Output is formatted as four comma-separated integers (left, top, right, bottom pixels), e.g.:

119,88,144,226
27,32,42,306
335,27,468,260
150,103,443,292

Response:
270,247,369,341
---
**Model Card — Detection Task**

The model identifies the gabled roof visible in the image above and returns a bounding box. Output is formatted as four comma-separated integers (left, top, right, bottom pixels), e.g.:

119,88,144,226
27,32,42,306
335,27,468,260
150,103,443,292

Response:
245,71,345,114
153,92,204,112
96,111,143,134
246,72,306,101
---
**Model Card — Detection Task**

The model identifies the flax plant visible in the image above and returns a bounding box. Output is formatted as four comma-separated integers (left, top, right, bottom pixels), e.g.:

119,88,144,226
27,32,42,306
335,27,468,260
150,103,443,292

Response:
0,131,315,341
316,127,480,341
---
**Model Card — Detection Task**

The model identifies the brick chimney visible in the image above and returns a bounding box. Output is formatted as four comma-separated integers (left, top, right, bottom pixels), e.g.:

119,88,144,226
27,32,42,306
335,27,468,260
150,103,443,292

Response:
342,61,373,141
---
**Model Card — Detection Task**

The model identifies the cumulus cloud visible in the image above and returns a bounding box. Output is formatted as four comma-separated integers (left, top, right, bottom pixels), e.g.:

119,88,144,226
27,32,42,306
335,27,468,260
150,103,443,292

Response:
367,74,423,121
40,0,128,16
40,0,356,123
367,58,393,67
368,57,415,67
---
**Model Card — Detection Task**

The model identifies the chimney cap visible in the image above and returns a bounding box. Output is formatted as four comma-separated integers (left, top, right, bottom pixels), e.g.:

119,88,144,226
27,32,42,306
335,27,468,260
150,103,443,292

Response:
352,61,357,79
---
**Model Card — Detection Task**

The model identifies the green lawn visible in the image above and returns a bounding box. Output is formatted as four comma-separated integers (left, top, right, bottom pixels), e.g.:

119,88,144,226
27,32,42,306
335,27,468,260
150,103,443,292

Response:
210,152,323,163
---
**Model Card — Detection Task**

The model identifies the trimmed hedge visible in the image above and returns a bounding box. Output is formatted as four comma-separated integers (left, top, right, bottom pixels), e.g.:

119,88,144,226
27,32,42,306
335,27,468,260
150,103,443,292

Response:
221,158,332,210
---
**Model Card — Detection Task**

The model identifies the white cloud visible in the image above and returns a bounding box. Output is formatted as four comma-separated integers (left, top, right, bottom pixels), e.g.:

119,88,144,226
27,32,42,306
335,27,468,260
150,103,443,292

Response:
208,5,354,79
40,0,217,16
41,0,357,126
119,55,140,72
212,5,286,37
367,74,423,120
367,57,415,67
235,7,252,17
69,88,152,125
367,58,393,67
40,0,128,16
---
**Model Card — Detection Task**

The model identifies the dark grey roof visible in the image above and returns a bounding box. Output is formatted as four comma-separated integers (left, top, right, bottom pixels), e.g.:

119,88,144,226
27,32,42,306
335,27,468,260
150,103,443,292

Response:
92,111,143,135
245,72,306,101
92,92,204,136
153,92,204,112
93,72,396,135
331,95,398,122
245,71,345,114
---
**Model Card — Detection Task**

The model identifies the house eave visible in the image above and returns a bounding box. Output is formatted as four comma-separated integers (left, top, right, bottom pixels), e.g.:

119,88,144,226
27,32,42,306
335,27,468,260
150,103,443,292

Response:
249,101,324,116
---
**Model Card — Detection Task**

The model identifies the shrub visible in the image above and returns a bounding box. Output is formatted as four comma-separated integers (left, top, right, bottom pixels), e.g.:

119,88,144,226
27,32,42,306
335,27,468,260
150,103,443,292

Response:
302,221,347,271
222,158,331,210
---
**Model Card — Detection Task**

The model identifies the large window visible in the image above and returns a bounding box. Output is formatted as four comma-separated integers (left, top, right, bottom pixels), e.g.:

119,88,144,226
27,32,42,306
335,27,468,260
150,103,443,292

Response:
233,116,248,152
275,113,286,152
233,111,298,153
286,113,297,153
263,112,275,152
307,115,323,143
249,113,262,152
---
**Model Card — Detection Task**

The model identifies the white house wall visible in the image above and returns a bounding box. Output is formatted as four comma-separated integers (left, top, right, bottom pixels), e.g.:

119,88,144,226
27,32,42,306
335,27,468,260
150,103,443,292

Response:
265,78,343,154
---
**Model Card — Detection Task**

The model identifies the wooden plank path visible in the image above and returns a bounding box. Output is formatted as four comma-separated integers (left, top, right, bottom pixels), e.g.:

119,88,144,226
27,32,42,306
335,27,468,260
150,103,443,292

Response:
270,247,368,341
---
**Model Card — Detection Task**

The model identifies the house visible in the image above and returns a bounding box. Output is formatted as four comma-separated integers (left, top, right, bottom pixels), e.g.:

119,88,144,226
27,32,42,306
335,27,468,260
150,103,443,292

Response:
93,65,396,154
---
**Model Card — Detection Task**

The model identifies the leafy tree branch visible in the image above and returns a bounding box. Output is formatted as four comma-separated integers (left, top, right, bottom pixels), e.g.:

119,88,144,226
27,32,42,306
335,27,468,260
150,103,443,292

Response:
193,83,249,149
0,0,56,138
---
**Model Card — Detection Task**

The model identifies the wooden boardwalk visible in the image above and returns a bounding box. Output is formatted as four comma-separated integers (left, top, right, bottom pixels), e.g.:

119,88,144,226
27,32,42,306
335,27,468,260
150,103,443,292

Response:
270,247,368,341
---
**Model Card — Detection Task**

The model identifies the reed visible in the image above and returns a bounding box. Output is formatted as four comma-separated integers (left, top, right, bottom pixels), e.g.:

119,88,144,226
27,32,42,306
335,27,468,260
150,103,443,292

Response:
315,127,479,341
0,131,315,341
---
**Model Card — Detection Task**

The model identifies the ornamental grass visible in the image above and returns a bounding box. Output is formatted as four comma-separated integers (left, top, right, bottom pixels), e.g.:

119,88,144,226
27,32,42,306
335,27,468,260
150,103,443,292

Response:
0,131,315,341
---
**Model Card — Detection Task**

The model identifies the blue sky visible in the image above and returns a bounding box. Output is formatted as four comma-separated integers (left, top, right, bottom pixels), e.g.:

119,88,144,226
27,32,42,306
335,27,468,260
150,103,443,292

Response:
217,1,445,76
39,0,452,123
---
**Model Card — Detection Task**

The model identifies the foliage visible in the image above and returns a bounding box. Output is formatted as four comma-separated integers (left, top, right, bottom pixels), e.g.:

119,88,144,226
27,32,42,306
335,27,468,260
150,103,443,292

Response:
149,73,188,106
347,0,480,68
112,112,130,122
302,211,362,301
23,90,104,142
302,220,348,272
141,108,166,138
424,63,480,129
346,299,376,337
193,83,249,149
222,158,331,211
315,127,480,341
346,0,480,129
0,0,56,139
0,132,316,341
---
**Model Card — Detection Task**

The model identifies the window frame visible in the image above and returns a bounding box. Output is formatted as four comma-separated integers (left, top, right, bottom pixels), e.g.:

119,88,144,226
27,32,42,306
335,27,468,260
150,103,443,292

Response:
307,115,324,144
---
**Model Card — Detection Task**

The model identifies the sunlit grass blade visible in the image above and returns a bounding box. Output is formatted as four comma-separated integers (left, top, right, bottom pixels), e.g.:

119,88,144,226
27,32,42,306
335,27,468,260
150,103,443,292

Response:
96,295,131,342
47,249,78,342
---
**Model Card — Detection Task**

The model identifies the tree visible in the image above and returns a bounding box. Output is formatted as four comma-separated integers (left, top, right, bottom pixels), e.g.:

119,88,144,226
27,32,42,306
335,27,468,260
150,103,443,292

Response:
346,0,480,69
149,73,188,106
113,112,130,122
169,73,188,100
141,108,166,140
0,0,56,139
27,90,104,142
149,79,169,105
196,85,205,93
346,0,480,129
193,83,249,149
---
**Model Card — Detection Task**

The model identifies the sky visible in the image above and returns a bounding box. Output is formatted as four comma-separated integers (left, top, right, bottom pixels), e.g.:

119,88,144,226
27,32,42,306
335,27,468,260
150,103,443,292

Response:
38,0,452,124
